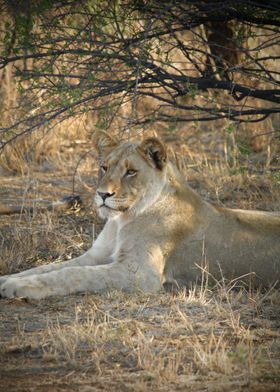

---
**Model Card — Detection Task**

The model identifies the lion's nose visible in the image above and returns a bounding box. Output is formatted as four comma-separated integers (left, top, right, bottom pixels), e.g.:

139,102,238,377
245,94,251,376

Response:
97,191,115,201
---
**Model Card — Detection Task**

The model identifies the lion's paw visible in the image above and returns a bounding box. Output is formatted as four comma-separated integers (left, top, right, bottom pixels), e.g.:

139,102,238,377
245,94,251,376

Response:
0,277,49,300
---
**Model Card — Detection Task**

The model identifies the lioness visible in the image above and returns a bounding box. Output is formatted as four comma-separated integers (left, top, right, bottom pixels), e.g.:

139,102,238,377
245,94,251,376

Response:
1,133,280,299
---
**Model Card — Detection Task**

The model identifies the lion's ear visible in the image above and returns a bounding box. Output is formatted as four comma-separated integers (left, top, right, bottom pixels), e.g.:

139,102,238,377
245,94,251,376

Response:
139,137,167,170
94,131,118,157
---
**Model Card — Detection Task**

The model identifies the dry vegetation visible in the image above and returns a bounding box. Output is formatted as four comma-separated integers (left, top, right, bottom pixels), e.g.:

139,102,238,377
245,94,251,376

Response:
0,4,279,388
1,287,280,392
0,122,280,391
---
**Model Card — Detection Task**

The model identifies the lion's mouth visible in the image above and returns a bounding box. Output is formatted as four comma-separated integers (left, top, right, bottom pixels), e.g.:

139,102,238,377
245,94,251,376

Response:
99,203,128,212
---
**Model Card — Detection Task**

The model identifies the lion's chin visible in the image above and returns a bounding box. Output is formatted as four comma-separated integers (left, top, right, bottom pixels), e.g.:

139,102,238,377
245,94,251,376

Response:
97,205,126,220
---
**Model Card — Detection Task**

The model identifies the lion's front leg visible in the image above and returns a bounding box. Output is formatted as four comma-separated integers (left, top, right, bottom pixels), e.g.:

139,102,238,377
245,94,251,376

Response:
0,252,99,290
0,219,118,288
0,260,162,300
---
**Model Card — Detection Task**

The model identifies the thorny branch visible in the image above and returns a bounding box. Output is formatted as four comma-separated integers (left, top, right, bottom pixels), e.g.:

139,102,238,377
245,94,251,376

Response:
0,0,280,148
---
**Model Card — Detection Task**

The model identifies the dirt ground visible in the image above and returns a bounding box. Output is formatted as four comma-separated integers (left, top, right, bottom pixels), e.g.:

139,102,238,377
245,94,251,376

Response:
0,290,280,391
0,131,280,391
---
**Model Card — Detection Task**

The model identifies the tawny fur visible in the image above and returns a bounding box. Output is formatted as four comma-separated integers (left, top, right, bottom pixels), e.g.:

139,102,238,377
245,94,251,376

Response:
1,133,279,299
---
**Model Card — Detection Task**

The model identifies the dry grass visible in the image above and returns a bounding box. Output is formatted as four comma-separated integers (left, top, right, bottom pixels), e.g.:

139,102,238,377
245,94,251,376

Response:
0,121,279,391
1,287,279,391
0,13,279,389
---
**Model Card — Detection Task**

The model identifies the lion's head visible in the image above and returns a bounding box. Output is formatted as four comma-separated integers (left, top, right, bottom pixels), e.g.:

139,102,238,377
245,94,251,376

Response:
94,132,168,219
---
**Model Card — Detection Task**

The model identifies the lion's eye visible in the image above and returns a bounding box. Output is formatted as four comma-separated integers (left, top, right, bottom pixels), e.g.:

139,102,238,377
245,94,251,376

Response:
125,169,137,177
100,165,108,173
